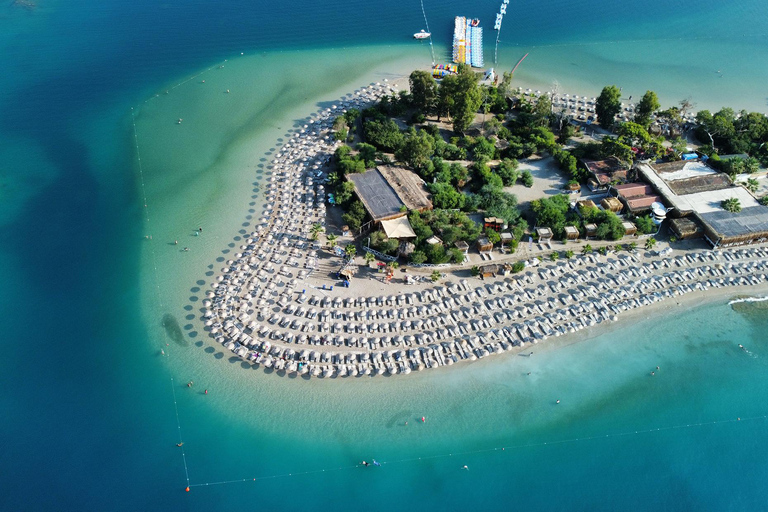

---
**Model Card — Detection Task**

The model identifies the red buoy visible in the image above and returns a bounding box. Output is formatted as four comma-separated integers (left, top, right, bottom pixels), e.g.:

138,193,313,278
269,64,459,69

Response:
421,416,426,422
185,487,190,492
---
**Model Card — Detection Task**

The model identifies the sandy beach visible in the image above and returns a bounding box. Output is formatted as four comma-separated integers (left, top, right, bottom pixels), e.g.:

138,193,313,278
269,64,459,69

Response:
195,78,768,379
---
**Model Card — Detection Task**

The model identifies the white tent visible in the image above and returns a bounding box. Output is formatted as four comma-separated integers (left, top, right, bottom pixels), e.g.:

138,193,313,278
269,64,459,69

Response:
380,217,416,239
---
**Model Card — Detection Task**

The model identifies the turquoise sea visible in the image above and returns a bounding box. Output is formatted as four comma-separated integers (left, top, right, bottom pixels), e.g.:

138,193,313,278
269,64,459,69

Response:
1,0,768,509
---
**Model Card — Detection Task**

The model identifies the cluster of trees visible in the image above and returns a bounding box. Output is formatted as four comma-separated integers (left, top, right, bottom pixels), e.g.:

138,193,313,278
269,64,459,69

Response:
579,205,626,241
409,66,482,133
532,194,625,241
695,108,768,165
407,210,482,264
333,109,361,141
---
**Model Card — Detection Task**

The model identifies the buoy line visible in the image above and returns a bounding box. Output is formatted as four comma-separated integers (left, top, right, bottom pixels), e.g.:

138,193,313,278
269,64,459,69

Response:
143,58,231,105
170,378,191,487
419,0,436,65
130,106,165,315
184,413,767,491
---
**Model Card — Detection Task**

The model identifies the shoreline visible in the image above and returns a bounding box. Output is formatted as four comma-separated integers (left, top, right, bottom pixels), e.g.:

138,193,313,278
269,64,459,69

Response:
195,78,768,379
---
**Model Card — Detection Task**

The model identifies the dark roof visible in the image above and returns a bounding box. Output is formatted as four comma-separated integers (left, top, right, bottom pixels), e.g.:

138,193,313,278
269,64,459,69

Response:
347,169,404,222
666,174,731,196
583,157,627,174
699,206,768,240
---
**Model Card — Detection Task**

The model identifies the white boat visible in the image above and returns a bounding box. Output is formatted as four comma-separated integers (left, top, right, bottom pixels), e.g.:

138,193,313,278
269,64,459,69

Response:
413,29,431,39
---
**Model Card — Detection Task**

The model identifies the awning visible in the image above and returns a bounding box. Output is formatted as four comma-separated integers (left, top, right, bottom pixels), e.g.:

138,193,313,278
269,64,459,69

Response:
380,216,416,239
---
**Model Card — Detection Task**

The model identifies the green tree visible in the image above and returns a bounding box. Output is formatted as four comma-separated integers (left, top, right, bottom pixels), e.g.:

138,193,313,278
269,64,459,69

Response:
326,233,338,248
644,237,657,250
695,108,736,150
549,251,559,261
760,196,768,206
356,143,378,168
472,137,496,161
721,197,742,213
363,118,404,152
448,248,466,264
595,211,625,240
565,250,574,259
600,137,634,163
582,244,593,254
531,194,570,238
449,65,482,133
430,270,442,282
496,158,519,186
410,250,427,264
634,215,655,235
595,85,622,128
485,228,501,245
409,70,438,114
334,181,356,205
497,71,513,98
627,241,637,251
520,170,534,188
341,200,366,230
364,251,375,263
429,182,466,209
396,128,435,169
344,244,357,257
634,90,660,127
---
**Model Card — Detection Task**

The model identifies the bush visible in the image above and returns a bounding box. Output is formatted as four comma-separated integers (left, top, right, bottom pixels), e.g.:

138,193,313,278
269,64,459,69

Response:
565,250,574,259
634,215,656,235
470,265,480,277
511,261,525,273
521,170,534,188
409,250,427,264
449,248,466,264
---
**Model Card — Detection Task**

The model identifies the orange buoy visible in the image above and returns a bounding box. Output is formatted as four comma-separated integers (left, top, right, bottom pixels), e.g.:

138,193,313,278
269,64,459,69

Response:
185,487,190,492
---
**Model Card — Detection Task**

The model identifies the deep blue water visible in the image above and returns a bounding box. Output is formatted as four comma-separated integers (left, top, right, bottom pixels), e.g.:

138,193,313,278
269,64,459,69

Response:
1,0,768,510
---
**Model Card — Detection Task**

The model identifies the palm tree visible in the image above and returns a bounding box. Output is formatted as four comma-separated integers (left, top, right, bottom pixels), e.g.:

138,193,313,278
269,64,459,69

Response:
344,244,357,258
721,197,742,213
364,251,375,264
582,244,593,254
310,222,324,237
326,234,338,248
645,237,657,250
627,241,637,251
564,250,574,259
549,251,559,261
431,270,442,282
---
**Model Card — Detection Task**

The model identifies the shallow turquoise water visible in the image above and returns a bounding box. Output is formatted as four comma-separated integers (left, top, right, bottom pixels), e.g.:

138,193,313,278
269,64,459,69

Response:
1,0,767,509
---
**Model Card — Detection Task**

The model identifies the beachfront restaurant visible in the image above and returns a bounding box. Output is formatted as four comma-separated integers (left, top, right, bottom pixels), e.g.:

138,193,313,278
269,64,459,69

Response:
638,160,768,247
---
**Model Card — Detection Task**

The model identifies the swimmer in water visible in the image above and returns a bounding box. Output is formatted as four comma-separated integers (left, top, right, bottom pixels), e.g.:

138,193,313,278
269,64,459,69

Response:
462,465,469,470
176,442,184,447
